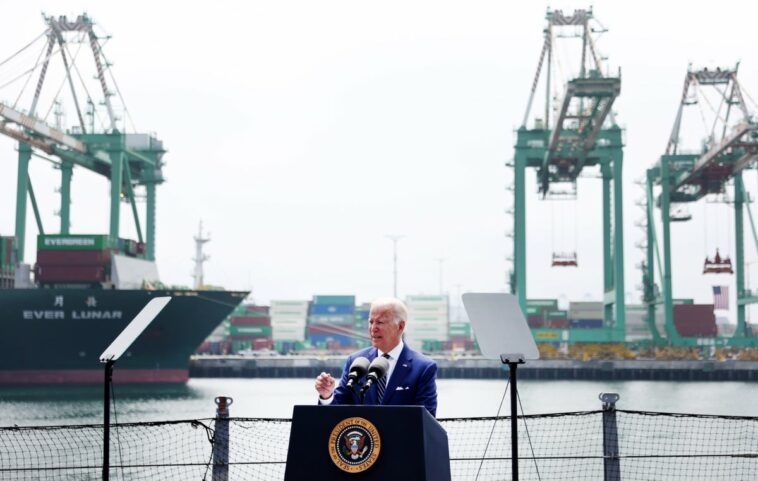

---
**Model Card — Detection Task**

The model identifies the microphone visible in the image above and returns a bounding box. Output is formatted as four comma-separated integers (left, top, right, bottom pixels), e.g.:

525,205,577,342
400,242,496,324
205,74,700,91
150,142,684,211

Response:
346,357,370,392
361,356,390,395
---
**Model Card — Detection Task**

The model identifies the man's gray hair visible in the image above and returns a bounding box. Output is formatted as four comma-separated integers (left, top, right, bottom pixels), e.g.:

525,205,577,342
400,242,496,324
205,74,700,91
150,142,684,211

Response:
370,297,408,324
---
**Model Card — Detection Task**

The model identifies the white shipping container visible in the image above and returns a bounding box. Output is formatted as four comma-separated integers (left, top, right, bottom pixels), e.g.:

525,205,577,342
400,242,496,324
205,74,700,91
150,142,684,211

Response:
408,316,447,324
271,318,308,327
405,325,448,338
271,313,308,322
408,316,448,324
273,332,306,342
270,308,309,317
271,300,310,308
405,331,447,342
406,295,449,305
408,305,449,316
406,322,447,331
270,301,310,315
569,301,603,310
273,325,305,334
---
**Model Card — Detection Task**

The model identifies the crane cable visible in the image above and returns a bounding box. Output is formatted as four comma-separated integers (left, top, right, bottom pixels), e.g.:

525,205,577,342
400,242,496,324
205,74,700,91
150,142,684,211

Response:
727,185,733,259
740,85,758,112
10,36,49,109
693,82,712,146
703,197,709,261
550,192,556,258
574,188,579,263
39,35,87,126
0,31,47,69
101,42,138,133
52,32,109,132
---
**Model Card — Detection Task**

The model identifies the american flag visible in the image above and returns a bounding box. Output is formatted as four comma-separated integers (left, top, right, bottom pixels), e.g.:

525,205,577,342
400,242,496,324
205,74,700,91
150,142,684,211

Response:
713,285,729,310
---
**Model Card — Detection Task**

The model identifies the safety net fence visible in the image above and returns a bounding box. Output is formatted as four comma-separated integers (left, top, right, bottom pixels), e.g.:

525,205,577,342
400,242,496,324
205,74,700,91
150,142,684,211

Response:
0,410,756,480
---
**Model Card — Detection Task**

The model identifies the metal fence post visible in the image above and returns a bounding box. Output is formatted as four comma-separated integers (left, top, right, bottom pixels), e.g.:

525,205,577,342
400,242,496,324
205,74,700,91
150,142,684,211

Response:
599,392,621,481
212,396,233,481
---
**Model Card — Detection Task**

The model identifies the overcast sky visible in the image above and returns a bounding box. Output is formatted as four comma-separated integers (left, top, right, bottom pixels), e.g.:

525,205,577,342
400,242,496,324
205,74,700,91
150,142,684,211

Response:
1,0,757,318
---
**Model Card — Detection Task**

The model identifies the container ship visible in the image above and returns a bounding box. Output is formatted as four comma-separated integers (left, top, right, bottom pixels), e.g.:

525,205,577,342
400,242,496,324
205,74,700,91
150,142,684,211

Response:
0,15,247,384
0,234,246,384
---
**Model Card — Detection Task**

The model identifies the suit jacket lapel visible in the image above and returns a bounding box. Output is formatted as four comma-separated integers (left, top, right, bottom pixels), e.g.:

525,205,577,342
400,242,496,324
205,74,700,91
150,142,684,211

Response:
382,345,412,405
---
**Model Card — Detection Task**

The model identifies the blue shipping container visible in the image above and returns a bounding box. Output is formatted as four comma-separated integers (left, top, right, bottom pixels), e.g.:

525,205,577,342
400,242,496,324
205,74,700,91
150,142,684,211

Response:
308,333,354,347
310,304,355,315
569,319,604,329
308,314,355,325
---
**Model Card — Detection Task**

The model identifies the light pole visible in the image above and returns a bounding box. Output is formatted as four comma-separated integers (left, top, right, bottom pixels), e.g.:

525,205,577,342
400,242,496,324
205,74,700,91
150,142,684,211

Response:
386,235,404,298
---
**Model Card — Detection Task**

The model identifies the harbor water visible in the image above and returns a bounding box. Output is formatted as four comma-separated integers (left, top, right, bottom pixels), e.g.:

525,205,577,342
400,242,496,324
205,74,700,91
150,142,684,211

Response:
1,378,756,427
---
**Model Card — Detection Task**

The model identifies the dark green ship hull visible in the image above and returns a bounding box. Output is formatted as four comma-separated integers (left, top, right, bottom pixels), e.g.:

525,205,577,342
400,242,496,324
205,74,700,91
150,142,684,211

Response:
0,289,246,384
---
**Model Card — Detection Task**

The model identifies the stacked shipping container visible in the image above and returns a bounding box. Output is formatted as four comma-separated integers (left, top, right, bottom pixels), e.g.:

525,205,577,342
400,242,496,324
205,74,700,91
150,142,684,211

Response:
354,303,371,349
271,300,309,346
229,305,273,351
33,234,148,286
673,304,718,337
308,295,356,349
0,236,16,289
526,299,558,328
568,301,604,328
35,235,113,285
404,295,449,350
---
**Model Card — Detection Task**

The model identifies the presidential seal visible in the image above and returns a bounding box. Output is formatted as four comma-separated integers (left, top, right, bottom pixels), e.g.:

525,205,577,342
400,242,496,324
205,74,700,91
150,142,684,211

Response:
328,417,381,473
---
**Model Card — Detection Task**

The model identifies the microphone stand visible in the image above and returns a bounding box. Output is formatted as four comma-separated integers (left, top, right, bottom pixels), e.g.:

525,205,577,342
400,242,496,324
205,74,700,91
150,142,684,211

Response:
347,380,366,404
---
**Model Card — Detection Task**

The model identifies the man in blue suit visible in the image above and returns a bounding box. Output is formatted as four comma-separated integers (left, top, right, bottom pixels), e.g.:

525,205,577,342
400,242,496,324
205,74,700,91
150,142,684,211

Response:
315,297,438,416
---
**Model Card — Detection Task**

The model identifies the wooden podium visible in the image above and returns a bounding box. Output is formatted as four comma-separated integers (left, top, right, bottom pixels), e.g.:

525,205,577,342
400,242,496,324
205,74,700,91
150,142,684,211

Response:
284,405,451,481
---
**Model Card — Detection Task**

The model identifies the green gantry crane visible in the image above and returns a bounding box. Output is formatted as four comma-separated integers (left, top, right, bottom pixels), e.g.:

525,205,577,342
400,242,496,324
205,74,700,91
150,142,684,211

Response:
0,14,165,263
645,65,758,347
511,8,626,342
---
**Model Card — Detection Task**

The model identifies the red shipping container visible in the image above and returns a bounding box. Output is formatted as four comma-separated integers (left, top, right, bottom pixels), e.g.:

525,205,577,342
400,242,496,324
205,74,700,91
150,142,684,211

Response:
675,321,718,337
3,238,12,266
309,324,355,336
449,335,471,343
673,304,715,323
245,305,270,315
230,316,271,326
253,338,273,350
527,315,544,328
674,304,717,337
35,264,106,282
37,249,111,266
548,318,570,328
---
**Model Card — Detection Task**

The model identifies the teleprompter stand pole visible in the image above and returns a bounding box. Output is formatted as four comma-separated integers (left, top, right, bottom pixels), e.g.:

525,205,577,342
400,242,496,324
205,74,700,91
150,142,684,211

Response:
103,359,114,481
501,353,525,481
98,297,172,481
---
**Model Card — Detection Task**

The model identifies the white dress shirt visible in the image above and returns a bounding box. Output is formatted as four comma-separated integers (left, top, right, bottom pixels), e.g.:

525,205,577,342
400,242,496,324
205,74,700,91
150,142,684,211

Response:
378,340,404,387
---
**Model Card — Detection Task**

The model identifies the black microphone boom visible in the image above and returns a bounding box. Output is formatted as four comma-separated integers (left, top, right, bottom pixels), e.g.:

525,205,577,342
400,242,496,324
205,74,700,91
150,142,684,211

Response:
346,357,370,392
360,356,390,395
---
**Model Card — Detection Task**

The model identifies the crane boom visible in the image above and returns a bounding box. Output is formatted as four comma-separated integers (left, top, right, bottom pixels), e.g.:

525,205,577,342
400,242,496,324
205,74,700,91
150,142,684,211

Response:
0,103,86,152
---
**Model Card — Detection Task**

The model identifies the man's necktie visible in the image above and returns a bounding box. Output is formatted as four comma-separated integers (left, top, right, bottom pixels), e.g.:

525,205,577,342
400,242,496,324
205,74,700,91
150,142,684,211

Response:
376,353,391,403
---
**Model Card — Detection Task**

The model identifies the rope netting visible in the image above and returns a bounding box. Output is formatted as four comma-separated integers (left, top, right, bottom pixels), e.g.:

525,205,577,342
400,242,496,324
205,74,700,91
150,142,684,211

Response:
0,410,755,480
